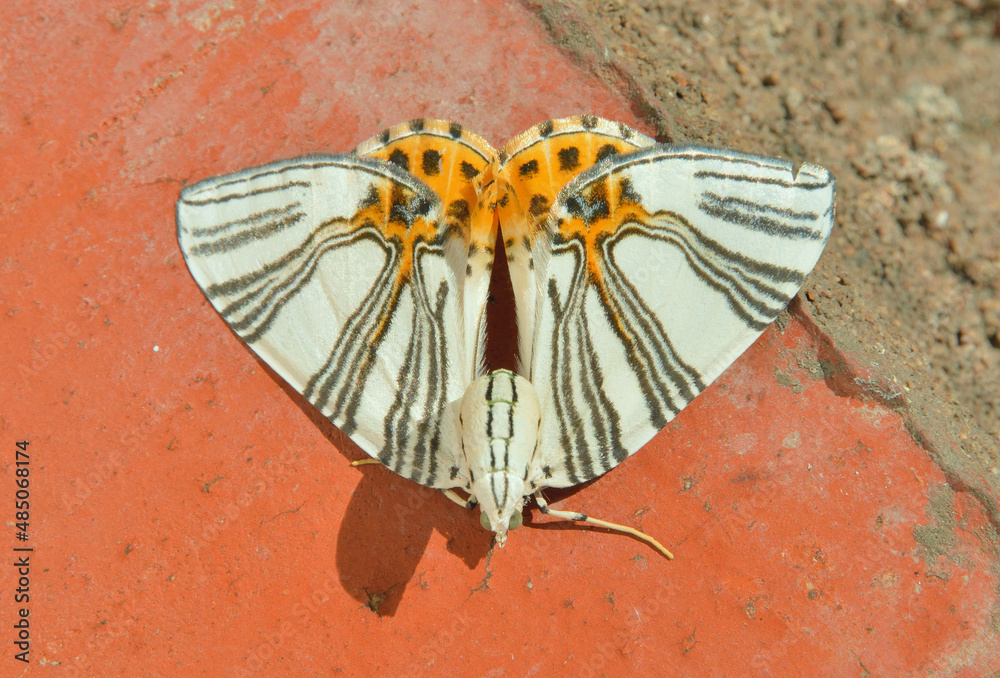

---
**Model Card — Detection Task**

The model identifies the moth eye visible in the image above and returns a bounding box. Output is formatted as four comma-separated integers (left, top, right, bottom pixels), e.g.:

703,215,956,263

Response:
479,511,492,531
508,511,523,530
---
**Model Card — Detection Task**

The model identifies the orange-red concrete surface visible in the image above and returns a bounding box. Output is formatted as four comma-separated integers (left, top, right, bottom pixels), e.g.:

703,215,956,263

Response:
1,1,998,676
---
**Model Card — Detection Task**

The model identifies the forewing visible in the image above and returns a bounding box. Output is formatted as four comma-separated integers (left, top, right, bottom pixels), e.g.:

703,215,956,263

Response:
177,155,468,488
529,144,835,486
496,116,655,374
356,119,498,379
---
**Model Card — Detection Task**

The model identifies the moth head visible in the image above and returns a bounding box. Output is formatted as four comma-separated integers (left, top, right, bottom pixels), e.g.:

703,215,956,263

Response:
473,474,526,545
479,506,524,534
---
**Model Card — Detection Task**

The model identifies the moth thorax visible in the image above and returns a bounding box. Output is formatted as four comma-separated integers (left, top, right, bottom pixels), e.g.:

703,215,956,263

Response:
459,369,540,544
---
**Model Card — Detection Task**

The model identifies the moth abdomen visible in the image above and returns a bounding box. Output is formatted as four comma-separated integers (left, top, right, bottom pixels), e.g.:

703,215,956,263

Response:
460,369,540,541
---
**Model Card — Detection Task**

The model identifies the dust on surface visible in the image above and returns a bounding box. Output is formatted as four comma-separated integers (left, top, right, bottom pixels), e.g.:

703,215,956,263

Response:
549,0,999,493
912,483,957,566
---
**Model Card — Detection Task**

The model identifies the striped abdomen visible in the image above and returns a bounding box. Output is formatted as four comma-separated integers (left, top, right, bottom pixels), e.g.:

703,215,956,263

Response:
459,369,540,543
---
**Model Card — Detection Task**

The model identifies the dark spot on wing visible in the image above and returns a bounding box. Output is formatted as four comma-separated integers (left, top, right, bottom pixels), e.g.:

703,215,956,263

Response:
529,194,550,217
388,149,410,171
519,159,539,178
358,184,380,209
618,177,642,206
596,144,619,162
388,185,431,225
565,178,611,225
447,199,470,227
460,161,479,180
422,149,442,176
558,147,580,172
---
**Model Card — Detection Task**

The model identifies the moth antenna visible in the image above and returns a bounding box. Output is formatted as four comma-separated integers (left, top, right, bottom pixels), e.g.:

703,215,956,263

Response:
533,491,673,560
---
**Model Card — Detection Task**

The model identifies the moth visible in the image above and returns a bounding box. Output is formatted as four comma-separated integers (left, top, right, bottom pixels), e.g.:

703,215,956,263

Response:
177,116,834,558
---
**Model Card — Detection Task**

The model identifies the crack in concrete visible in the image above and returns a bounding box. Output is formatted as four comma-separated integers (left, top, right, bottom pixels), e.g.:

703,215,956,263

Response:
468,545,495,599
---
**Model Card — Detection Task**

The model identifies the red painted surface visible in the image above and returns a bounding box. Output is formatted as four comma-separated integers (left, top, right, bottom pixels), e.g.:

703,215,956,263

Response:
1,1,997,676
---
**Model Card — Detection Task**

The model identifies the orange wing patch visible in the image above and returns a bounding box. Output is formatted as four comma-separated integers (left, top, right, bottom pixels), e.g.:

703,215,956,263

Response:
494,115,655,245
356,119,497,251
554,173,657,286
348,178,441,286
354,116,655,264
353,116,657,286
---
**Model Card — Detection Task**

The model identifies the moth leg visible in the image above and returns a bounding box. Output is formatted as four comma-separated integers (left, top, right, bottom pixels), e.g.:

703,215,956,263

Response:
442,489,478,510
532,491,673,560
351,458,382,467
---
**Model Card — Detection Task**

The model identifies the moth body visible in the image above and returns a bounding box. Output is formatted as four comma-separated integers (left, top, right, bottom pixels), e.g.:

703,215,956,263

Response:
460,369,540,545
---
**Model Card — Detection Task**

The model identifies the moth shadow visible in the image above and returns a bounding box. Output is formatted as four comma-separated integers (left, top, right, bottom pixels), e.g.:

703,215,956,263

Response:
335,471,493,616
228,226,516,616
263,363,493,617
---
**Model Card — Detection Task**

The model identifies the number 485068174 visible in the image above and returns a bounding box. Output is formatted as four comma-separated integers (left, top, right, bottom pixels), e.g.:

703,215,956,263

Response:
15,441,29,537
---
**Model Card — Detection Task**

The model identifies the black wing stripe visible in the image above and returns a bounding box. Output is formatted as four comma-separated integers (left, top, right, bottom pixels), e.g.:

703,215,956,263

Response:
178,156,463,488
534,144,834,484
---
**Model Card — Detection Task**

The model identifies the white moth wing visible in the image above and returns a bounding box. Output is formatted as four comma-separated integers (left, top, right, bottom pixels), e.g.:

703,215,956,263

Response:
354,119,499,386
528,144,835,487
496,116,656,374
177,155,469,488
